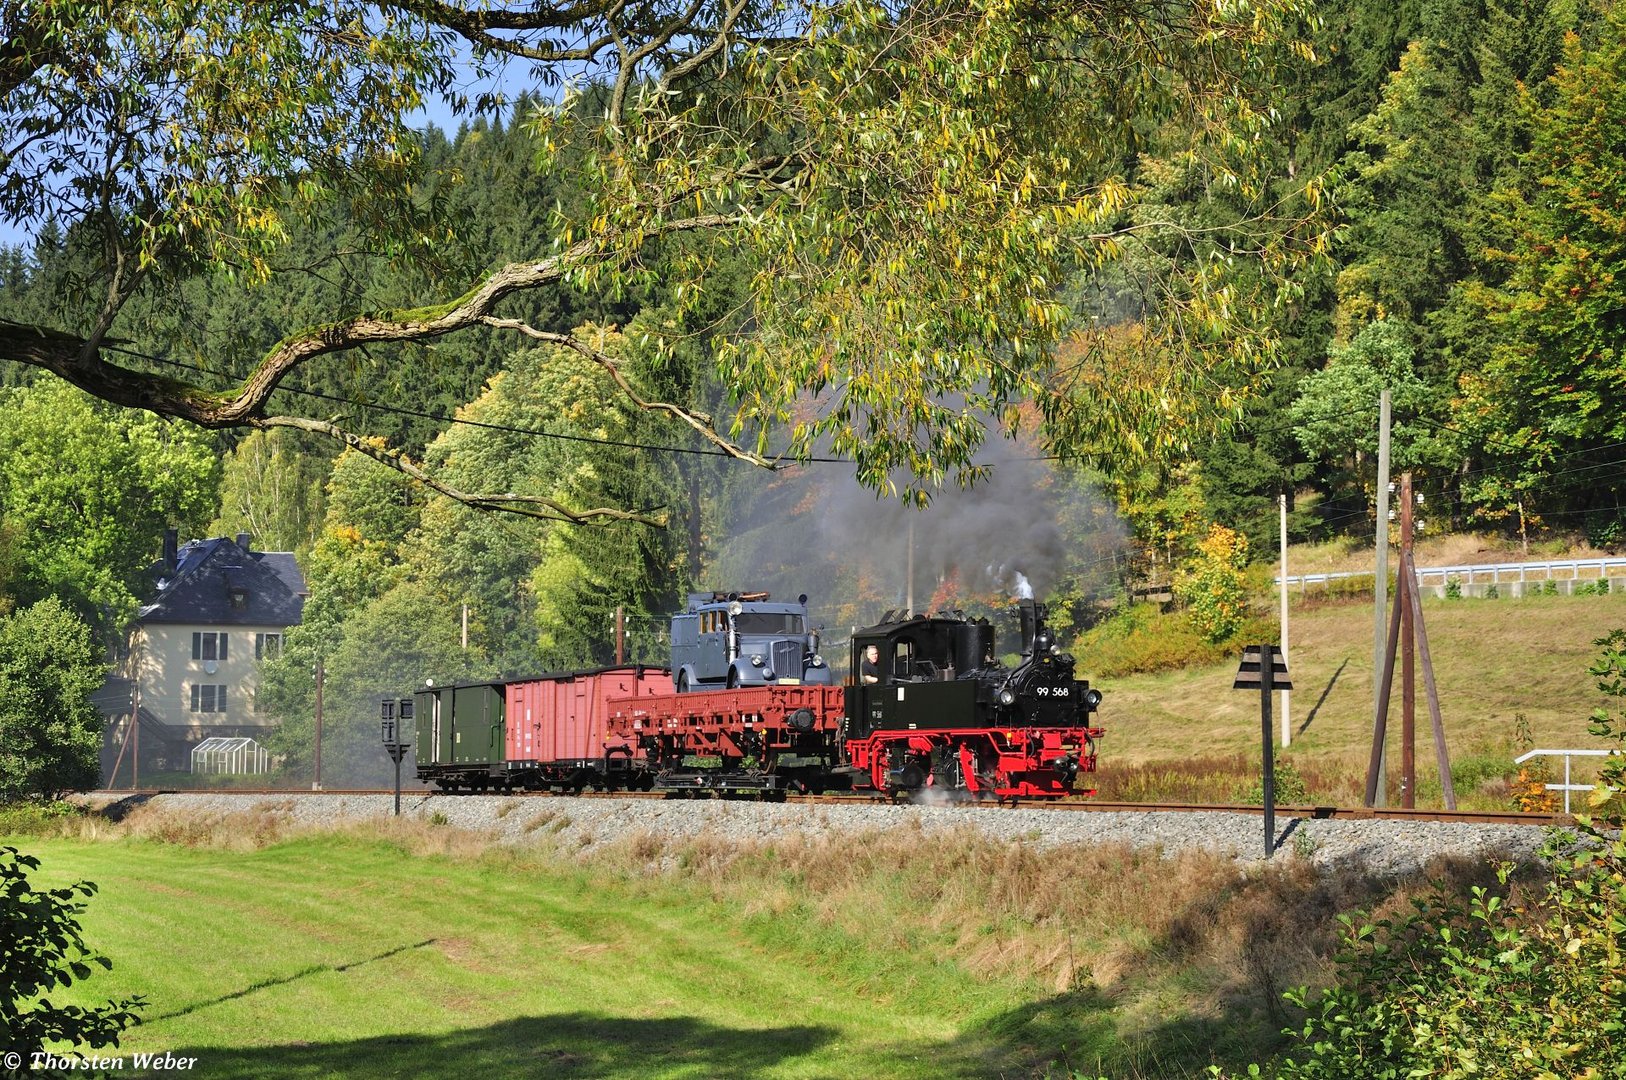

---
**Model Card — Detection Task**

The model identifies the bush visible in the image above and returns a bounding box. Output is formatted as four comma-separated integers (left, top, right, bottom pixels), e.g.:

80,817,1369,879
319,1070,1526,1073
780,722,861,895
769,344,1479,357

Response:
1444,576,1462,599
1077,603,1274,677
1484,583,1500,599
1241,755,1311,804
0,847,145,1068
0,599,107,801
1234,630,1626,1079
1174,524,1250,643
1543,579,1560,596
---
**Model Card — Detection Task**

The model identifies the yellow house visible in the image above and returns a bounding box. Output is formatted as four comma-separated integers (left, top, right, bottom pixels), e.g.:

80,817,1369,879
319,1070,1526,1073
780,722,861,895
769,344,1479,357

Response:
107,531,306,778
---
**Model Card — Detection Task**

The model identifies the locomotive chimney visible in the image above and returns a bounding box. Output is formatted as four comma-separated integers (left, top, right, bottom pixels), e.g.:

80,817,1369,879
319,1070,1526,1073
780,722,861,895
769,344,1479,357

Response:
1017,598,1039,657
162,527,178,576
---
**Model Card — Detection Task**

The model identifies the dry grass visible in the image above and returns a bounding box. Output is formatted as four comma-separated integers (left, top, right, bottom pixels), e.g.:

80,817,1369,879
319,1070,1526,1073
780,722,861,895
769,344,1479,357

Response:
577,821,1512,1039
1098,590,1626,807
1284,531,1617,577
12,800,1536,1076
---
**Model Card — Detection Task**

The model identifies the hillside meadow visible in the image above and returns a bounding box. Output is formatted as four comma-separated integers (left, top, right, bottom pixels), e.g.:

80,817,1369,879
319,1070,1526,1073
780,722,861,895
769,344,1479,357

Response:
0,808,1516,1080
1091,586,1626,807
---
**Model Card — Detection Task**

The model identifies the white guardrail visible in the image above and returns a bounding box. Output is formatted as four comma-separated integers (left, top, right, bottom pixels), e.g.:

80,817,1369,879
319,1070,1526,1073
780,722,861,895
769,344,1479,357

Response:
1276,556,1626,589
1512,748,1623,814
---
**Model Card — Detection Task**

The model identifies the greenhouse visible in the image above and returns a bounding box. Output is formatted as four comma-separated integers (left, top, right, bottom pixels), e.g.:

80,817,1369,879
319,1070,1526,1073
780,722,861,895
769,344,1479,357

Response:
190,736,271,775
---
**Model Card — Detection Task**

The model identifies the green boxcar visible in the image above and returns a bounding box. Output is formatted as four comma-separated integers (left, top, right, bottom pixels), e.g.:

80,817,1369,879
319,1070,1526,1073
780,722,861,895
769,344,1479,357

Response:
414,682,506,784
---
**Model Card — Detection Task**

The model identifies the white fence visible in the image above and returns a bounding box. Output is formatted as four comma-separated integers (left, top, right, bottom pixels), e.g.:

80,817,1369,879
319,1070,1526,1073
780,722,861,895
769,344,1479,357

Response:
1512,748,1622,814
1277,556,1626,591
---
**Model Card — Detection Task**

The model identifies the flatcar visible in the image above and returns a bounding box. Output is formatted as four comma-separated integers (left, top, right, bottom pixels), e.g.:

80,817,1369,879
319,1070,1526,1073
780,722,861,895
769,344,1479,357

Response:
409,597,1103,800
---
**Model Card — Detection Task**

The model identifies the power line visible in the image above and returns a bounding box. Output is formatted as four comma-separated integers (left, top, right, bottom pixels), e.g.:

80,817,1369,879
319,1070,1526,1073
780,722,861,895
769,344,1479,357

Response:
104,342,809,462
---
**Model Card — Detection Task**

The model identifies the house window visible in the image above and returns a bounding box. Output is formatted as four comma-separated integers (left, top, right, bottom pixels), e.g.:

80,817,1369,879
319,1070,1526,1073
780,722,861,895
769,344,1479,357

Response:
190,684,228,713
229,588,248,610
255,633,283,661
191,632,229,661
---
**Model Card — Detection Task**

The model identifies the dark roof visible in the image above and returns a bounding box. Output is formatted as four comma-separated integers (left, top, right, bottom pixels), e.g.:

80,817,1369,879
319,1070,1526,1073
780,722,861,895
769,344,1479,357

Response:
138,537,306,627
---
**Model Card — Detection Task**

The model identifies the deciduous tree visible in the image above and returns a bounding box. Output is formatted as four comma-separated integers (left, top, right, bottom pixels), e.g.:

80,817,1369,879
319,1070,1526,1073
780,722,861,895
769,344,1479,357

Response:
0,0,1328,517
0,598,105,802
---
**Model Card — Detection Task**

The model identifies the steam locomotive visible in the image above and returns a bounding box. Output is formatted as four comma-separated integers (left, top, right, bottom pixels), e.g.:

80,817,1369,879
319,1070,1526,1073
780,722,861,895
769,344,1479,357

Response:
408,596,1103,800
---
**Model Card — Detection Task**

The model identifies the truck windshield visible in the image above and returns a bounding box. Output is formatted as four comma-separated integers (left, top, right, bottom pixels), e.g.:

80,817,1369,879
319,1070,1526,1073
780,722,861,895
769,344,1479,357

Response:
732,613,806,635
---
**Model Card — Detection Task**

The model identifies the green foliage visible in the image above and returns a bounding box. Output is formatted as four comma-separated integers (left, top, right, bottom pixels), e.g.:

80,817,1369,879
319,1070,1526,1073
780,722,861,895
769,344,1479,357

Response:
1577,577,1613,597
0,847,144,1067
1484,583,1500,599
0,380,218,632
1174,525,1252,644
1258,631,1626,1079
0,3,454,282
0,599,106,802
1289,320,1450,483
1078,603,1274,678
1445,575,1463,599
1243,756,1311,804
208,429,333,557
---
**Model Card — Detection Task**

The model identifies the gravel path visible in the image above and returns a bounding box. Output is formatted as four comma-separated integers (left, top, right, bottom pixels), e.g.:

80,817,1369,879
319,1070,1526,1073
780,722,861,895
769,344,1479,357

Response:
83,792,1553,878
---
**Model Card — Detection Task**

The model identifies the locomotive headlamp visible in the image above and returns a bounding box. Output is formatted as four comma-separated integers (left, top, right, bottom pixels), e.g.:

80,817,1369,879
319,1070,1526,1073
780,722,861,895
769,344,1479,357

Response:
999,689,1017,706
1049,643,1062,657
750,654,765,666
811,654,826,667
1083,688,1103,709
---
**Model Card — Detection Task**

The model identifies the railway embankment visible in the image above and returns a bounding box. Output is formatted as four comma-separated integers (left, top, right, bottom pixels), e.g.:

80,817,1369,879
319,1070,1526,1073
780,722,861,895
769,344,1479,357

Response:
80,791,1553,878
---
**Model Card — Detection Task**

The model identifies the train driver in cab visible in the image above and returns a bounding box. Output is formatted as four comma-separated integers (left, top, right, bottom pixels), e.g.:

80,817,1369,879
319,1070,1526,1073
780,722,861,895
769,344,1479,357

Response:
860,643,883,685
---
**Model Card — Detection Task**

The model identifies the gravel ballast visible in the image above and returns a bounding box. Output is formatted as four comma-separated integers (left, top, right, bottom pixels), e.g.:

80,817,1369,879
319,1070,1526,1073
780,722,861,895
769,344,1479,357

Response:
82,792,1551,878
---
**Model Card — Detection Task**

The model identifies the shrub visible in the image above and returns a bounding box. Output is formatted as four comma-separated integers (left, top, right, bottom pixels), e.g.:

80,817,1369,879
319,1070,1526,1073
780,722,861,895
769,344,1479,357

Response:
1076,603,1274,677
1543,578,1560,596
1241,755,1311,805
1484,583,1499,599
0,599,106,801
1173,524,1250,644
1236,631,1626,1079
1,847,145,1067
1444,575,1462,599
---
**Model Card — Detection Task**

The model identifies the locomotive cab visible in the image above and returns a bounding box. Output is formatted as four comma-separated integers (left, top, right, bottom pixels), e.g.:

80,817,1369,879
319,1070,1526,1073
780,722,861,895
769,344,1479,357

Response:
844,613,994,740
844,602,1102,740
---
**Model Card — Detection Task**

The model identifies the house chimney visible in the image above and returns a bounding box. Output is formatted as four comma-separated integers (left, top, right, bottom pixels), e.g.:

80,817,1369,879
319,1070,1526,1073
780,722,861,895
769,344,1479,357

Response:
235,532,252,552
162,528,178,575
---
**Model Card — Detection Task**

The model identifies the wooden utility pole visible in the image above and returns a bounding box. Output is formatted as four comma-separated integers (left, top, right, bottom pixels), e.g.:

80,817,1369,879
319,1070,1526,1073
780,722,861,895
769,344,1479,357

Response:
1364,472,1456,810
1401,471,1416,807
132,678,140,791
1373,389,1391,805
314,659,325,791
614,606,626,665
1279,494,1291,748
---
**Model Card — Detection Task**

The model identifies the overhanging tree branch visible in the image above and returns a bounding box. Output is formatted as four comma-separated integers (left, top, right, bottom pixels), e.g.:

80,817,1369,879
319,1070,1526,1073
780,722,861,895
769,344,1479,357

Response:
480,316,778,468
255,415,669,526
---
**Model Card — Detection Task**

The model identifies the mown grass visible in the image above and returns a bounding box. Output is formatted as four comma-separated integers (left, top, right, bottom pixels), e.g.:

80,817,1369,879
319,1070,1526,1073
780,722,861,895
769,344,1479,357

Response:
1087,588,1626,808
3,808,1516,1079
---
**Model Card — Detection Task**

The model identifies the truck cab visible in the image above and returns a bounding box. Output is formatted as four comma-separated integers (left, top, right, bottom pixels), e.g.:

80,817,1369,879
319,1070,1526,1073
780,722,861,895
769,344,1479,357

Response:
669,591,831,692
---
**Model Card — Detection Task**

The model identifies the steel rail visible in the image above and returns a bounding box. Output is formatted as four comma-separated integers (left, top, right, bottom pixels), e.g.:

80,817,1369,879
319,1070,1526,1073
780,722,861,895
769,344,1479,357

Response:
88,788,1568,825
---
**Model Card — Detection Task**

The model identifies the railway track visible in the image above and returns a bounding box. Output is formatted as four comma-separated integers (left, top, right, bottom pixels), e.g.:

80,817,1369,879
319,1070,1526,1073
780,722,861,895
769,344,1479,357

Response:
88,788,1567,826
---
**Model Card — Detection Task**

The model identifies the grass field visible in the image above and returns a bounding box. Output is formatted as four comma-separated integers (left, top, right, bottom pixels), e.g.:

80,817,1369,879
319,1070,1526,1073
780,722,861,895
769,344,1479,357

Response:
5,812,1498,1080
1091,588,1626,806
